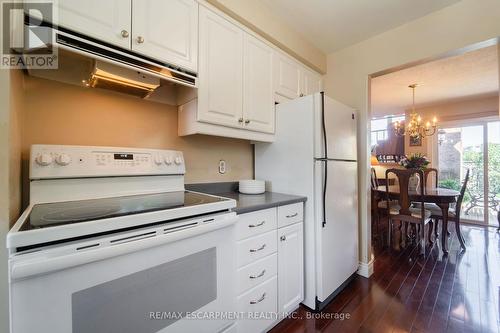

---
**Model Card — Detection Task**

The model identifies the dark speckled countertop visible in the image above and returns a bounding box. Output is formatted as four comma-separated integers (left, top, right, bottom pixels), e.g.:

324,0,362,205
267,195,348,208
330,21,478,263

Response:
186,182,307,214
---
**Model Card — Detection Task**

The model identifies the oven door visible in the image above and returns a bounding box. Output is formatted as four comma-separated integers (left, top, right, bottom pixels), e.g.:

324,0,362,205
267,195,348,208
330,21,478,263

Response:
9,213,237,333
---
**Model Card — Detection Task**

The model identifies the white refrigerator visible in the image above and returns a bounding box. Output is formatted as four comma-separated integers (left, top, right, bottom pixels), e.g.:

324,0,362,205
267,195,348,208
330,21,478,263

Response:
255,92,358,311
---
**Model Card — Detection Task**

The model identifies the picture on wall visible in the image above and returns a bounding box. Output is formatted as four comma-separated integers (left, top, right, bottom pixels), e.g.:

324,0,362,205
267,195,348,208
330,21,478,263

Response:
409,135,422,147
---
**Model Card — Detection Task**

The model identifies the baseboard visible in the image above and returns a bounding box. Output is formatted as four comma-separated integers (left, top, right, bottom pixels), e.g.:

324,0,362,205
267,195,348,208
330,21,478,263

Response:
357,259,374,278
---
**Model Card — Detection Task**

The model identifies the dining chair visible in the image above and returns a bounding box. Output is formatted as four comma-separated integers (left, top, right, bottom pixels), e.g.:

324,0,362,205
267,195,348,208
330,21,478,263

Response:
423,168,438,188
419,169,470,250
385,168,432,255
371,168,399,238
371,167,379,189
423,168,441,238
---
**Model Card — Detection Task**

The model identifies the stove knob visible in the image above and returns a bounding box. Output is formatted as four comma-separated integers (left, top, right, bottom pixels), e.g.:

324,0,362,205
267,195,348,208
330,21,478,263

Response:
154,155,163,165
164,156,173,165
35,153,53,166
55,153,72,166
174,156,183,165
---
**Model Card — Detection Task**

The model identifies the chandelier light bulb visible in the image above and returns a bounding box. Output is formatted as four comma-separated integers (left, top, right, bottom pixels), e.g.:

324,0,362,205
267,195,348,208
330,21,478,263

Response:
393,83,437,139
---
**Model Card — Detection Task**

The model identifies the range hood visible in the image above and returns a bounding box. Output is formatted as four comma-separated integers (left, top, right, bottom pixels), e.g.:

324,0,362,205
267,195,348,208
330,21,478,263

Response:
87,60,160,98
26,25,197,99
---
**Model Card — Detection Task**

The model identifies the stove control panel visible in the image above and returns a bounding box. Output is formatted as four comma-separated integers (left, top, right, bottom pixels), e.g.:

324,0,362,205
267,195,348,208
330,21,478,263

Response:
30,145,185,179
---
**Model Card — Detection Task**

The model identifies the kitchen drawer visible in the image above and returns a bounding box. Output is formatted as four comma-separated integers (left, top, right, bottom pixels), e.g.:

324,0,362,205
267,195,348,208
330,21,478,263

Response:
237,253,277,295
277,203,303,228
235,208,277,241
237,276,277,333
237,230,277,267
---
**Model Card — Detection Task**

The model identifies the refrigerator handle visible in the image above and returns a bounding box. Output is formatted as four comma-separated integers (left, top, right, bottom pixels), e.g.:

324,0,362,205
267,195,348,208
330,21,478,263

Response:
321,159,327,228
320,92,328,160
315,157,328,228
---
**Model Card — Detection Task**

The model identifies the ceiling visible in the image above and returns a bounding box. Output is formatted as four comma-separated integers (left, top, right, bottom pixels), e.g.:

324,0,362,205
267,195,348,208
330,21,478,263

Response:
371,45,499,118
260,0,461,53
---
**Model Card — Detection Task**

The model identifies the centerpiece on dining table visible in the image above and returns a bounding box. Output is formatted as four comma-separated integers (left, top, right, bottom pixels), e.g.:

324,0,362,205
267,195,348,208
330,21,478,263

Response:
399,153,430,190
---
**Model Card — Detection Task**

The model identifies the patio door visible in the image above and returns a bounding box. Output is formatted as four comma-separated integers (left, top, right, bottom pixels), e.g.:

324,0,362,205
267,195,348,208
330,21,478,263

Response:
436,120,499,226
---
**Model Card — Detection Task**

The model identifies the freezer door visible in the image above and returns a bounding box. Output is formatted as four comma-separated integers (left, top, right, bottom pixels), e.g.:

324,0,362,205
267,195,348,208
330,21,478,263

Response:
315,159,358,302
322,96,357,161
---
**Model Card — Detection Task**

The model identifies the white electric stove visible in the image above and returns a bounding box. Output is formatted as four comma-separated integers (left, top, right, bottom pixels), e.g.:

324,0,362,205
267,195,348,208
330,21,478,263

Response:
8,145,238,333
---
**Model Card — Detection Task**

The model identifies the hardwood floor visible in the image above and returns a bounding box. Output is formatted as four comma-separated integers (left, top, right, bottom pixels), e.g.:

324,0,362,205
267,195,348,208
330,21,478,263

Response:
269,221,500,333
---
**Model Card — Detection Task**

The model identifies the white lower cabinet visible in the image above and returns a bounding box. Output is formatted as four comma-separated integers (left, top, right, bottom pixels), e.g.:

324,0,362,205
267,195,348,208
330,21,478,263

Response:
237,230,277,267
234,203,304,332
277,223,304,314
237,253,277,295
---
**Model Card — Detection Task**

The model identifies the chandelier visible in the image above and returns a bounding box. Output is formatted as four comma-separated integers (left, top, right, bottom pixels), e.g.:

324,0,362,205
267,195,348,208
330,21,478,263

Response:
393,84,437,139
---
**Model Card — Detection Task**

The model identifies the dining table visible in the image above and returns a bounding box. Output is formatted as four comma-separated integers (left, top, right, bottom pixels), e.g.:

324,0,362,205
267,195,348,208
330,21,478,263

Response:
375,185,461,255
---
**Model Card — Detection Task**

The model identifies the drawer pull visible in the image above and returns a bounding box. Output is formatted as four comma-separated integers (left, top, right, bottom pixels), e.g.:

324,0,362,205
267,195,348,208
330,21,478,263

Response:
249,269,266,279
249,292,266,304
280,235,286,242
249,244,266,253
286,212,298,218
248,221,265,228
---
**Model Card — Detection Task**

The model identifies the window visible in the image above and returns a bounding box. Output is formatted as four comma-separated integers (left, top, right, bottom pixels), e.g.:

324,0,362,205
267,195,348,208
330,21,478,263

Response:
370,115,405,149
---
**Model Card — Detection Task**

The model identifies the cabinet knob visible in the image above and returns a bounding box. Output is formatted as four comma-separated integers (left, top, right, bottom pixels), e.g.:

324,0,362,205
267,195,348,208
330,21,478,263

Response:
244,119,250,124
120,30,129,38
238,118,244,123
280,235,286,242
300,93,304,97
136,36,145,44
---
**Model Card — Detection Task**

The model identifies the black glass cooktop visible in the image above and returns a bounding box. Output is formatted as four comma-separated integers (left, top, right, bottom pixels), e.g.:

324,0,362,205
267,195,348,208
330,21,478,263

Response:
21,191,227,231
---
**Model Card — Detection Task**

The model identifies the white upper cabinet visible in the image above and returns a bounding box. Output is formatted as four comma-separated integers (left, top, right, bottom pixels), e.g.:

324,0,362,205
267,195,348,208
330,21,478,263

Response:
56,0,132,49
273,52,301,99
198,6,244,128
301,69,322,95
131,0,198,72
243,34,275,134
56,0,198,72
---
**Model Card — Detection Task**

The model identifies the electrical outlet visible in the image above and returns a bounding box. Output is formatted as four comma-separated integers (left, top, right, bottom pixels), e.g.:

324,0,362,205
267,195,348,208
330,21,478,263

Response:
218,160,226,174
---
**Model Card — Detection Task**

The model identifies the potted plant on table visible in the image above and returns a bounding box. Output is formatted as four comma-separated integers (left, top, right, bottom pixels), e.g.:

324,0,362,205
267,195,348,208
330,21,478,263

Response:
399,153,430,190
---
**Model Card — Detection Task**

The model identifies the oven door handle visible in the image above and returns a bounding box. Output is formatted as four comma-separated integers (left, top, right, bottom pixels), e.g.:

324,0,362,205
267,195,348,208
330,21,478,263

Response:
10,214,237,280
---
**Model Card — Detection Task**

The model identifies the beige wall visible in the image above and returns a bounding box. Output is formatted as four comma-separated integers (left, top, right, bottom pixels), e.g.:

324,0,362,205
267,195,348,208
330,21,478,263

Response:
20,75,253,196
0,70,10,333
0,69,23,333
324,0,500,268
205,0,326,73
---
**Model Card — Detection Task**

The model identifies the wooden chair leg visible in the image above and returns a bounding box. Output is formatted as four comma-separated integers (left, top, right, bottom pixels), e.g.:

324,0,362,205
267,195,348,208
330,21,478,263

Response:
434,218,439,237
428,220,434,245
388,218,392,248
497,210,499,231
420,221,426,256
454,218,466,250
376,213,380,238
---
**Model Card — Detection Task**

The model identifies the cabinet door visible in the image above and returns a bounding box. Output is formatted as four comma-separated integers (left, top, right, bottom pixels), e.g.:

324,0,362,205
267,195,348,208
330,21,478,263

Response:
273,52,300,99
198,6,243,128
57,0,131,49
277,222,304,314
301,69,322,96
131,0,198,72
243,34,275,134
